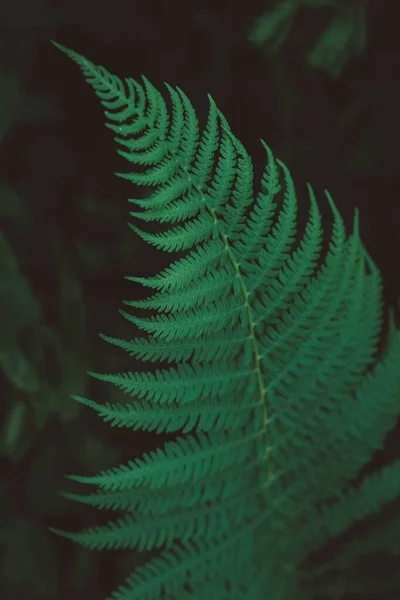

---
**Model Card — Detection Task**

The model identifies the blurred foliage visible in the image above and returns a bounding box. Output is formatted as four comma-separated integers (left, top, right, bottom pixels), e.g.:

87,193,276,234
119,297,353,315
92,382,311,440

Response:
0,225,88,455
307,6,366,77
248,0,367,77
0,0,398,598
0,231,42,393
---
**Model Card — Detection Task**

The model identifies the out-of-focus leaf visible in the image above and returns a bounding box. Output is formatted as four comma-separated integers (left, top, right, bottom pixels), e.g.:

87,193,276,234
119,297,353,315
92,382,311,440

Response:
0,232,42,392
0,232,41,329
307,5,367,76
248,0,298,53
0,402,26,459
0,400,38,462
0,344,41,392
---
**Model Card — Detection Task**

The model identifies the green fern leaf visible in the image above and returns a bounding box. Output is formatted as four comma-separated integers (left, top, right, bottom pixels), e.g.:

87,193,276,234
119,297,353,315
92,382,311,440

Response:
51,41,400,600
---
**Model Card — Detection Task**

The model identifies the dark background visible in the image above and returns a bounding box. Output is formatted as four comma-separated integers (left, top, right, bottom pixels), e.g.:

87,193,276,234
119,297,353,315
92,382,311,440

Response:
0,0,399,598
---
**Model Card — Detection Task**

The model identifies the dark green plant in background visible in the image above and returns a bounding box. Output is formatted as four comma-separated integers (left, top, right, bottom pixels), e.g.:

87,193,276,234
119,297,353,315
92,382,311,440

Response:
50,43,400,600
249,0,367,77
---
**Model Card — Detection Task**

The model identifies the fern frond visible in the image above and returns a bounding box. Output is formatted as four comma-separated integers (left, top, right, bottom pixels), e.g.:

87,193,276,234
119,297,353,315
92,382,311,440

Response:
51,41,400,600
67,428,265,492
